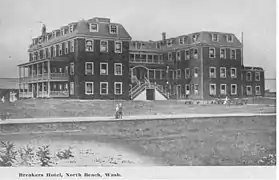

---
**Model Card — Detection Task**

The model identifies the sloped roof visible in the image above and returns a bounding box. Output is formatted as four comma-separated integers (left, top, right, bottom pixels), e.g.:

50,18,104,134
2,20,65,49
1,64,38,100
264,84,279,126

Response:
0,78,19,89
130,31,243,52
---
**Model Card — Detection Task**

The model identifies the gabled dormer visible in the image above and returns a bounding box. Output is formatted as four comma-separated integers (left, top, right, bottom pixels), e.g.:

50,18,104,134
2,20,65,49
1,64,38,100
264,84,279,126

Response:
167,39,172,47
32,37,39,46
45,33,51,41
60,26,67,36
109,24,118,34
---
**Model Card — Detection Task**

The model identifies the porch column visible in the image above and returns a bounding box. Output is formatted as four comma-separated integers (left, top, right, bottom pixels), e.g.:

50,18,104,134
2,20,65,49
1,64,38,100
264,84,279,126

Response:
48,60,51,98
23,67,26,97
32,83,34,98
18,67,21,97
42,82,44,98
42,62,44,78
134,53,136,61
152,54,154,63
37,82,39,98
146,54,148,62
37,64,39,79
147,68,149,79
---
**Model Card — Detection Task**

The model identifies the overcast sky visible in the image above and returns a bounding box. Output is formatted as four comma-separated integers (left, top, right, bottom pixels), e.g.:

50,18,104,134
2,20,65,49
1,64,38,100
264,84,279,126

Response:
0,0,276,81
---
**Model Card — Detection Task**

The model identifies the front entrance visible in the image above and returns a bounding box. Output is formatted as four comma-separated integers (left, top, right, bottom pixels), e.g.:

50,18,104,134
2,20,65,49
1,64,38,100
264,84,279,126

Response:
146,88,155,100
132,66,148,82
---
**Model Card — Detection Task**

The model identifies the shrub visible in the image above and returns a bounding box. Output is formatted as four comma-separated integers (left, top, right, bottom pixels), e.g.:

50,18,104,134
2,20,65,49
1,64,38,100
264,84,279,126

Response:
56,147,74,160
0,141,17,166
36,145,54,167
17,145,36,166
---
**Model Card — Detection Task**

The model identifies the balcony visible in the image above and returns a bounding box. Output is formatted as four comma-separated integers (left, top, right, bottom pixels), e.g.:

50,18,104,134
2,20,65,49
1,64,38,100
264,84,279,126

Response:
130,58,164,64
19,91,69,98
19,73,69,83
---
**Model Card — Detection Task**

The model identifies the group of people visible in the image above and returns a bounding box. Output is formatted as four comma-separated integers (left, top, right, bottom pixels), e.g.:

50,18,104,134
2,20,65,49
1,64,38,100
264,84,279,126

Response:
115,103,123,119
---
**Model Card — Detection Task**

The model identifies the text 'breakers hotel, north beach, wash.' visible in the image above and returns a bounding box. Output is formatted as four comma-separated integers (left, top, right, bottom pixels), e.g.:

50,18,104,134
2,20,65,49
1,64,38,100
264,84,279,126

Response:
18,17,265,101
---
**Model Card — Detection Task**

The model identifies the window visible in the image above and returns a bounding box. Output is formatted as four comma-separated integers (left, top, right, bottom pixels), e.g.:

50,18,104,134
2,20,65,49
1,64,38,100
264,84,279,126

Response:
209,84,216,95
100,82,108,95
193,49,198,59
209,48,215,58
69,24,74,33
61,28,65,36
100,63,108,75
185,50,190,60
220,48,226,59
230,49,236,59
70,63,74,75
176,51,181,60
37,51,41,60
53,45,56,57
65,42,68,54
89,23,98,32
194,84,199,95
231,84,237,95
48,48,51,58
227,34,233,42
85,82,94,95
59,44,62,55
43,48,46,59
183,36,187,44
209,67,216,78
176,69,181,79
194,67,198,77
85,62,94,75
255,86,261,95
220,84,227,95
114,82,122,95
114,63,122,75
230,68,237,78
220,67,226,78
185,68,190,79
100,40,108,52
136,42,141,49
192,34,199,42
255,72,260,81
168,52,172,61
167,40,172,47
115,41,122,53
109,24,118,34
149,69,155,79
246,85,252,95
52,31,56,39
179,37,183,45
246,72,252,81
156,42,160,49
85,39,94,52
212,34,219,42
185,84,190,95
70,82,74,95
70,40,74,52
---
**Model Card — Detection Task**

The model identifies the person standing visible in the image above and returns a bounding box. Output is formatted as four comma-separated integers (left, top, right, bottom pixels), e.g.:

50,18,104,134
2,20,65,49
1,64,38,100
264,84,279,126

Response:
118,103,123,119
115,104,119,119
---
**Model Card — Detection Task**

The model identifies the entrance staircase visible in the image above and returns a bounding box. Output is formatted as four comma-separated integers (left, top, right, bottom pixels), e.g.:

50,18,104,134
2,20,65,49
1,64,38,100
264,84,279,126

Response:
129,77,169,100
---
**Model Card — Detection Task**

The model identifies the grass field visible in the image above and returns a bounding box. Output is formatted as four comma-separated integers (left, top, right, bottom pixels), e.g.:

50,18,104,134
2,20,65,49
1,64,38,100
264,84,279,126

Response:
0,97,276,119
0,115,276,166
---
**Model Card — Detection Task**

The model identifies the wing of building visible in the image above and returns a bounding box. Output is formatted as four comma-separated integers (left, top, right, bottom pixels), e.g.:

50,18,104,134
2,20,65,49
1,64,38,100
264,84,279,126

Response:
18,18,265,100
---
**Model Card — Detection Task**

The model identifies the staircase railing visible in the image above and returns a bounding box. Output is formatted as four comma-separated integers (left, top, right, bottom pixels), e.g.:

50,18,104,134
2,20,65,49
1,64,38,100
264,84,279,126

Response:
130,82,147,99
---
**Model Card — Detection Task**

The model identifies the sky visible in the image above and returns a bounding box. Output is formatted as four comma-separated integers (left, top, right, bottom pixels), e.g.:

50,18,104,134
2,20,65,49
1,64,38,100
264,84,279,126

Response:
0,0,276,89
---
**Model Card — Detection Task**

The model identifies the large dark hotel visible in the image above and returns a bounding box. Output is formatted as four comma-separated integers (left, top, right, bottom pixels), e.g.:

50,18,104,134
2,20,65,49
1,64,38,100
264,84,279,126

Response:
18,17,265,100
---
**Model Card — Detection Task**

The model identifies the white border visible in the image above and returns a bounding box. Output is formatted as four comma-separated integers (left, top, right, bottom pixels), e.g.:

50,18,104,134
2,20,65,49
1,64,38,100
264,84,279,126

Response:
85,81,94,95
209,83,216,95
114,82,122,95
220,84,227,95
231,84,237,95
85,62,94,75
100,82,108,95
114,63,122,76
100,62,108,75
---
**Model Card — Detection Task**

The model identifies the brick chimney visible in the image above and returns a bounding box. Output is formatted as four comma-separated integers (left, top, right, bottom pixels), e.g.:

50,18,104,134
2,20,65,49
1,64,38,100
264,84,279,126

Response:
162,32,166,41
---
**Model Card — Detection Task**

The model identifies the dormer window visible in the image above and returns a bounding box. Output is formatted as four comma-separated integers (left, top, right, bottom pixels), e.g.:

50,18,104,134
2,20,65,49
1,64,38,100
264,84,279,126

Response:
46,34,49,41
38,36,43,44
167,39,172,47
179,37,183,45
69,24,74,33
109,24,118,34
156,42,161,49
136,42,141,49
212,34,219,42
227,34,233,42
52,32,56,39
60,28,65,36
89,23,98,32
183,36,187,44
192,34,199,42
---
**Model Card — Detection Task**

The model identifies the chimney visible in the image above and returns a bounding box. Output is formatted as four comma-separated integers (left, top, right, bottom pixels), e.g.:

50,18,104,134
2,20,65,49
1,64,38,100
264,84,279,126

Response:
162,32,166,41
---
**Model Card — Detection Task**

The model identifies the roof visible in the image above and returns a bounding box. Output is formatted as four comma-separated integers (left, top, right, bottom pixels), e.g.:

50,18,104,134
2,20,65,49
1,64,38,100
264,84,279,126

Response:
0,78,19,89
29,17,132,51
130,31,243,52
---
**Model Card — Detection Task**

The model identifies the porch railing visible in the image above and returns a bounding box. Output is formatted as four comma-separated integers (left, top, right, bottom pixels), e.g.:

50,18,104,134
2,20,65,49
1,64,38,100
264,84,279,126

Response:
19,73,69,83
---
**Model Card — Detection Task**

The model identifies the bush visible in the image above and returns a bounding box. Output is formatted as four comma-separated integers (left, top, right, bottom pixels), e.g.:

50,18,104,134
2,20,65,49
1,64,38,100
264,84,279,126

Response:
16,145,36,166
0,141,17,166
56,147,74,160
36,145,54,167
